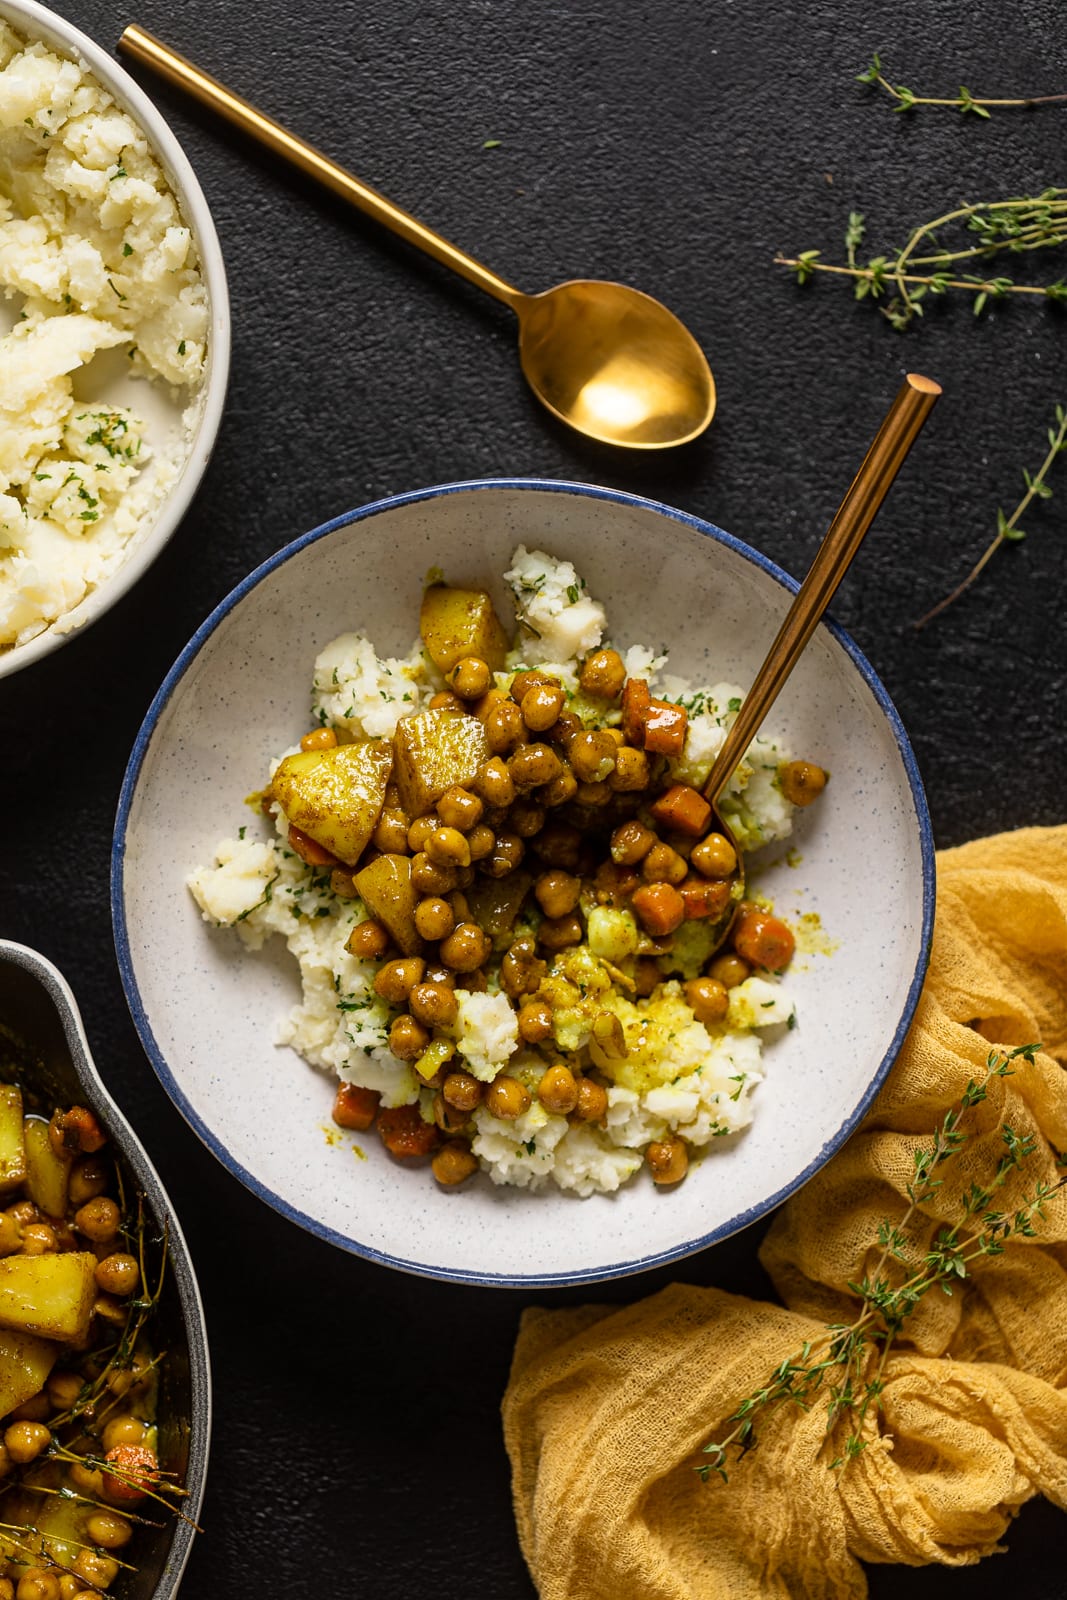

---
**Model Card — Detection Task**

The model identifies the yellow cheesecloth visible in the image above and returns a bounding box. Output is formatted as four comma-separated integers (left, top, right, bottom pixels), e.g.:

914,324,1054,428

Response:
503,826,1067,1598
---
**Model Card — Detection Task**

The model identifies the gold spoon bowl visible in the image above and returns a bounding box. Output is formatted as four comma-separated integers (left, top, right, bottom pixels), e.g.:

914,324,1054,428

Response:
118,25,715,450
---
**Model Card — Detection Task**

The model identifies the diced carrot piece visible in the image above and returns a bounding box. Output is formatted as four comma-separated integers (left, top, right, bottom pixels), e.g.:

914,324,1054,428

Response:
620,678,651,744
649,783,711,837
288,823,341,867
643,699,688,757
631,883,686,936
678,877,732,920
733,911,796,971
332,1084,380,1131
377,1104,440,1158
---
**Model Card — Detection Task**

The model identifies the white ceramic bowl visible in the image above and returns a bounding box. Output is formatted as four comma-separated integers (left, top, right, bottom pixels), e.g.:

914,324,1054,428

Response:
0,0,229,679
113,480,934,1286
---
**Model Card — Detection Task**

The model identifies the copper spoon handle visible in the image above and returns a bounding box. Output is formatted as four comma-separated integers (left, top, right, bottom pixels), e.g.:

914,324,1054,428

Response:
117,25,522,307
703,373,941,808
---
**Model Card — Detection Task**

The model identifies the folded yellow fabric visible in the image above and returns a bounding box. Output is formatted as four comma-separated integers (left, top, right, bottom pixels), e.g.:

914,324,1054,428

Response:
504,825,1067,1599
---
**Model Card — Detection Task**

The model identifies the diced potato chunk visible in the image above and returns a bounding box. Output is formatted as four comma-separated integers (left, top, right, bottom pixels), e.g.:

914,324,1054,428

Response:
24,1118,71,1219
270,740,393,866
420,585,509,675
355,853,422,956
0,1252,98,1343
467,871,533,941
0,1328,58,1418
392,709,490,818
0,1087,25,1194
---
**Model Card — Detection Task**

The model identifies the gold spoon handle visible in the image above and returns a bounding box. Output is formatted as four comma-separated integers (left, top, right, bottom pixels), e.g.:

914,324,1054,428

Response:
118,25,523,308
702,372,941,807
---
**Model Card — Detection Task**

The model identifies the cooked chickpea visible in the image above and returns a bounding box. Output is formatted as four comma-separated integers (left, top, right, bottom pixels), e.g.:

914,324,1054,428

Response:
538,763,578,808
534,1064,576,1114
68,1156,109,1206
20,1223,56,1255
428,690,465,713
448,655,492,699
647,1137,689,1185
371,807,411,854
388,1014,432,1061
72,1553,118,1590
86,1512,132,1550
412,896,453,942
15,1570,60,1600
46,1370,84,1411
409,981,458,1029
406,815,438,852
102,1417,144,1452
538,914,584,950
329,867,360,898
442,1071,483,1111
631,882,686,936
574,780,613,807
608,746,650,791
94,1254,140,1297
74,1197,120,1244
508,743,562,790
484,832,526,878
485,1077,531,1119
300,726,338,752
475,756,516,807
707,953,751,989
779,759,828,807
517,999,554,1043
9,1201,36,1226
432,1141,479,1185
534,868,581,919
374,957,426,1003
455,967,488,993
433,1093,471,1133
575,1078,609,1123
500,937,546,999
642,842,688,885
56,1579,81,1600
685,977,730,1024
439,922,492,973
0,1580,13,1600
579,648,626,698
410,851,459,895
426,826,471,867
345,919,391,961
483,699,526,755
4,1422,50,1464
552,710,583,747
509,669,555,703
437,785,484,832
568,729,617,783
69,1460,105,1496
508,797,546,838
463,823,494,862
690,832,738,879
521,682,565,732
610,820,656,864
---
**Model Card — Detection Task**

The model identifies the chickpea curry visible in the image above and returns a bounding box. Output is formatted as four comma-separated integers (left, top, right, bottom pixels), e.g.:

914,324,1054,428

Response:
0,1078,182,1600
191,549,828,1197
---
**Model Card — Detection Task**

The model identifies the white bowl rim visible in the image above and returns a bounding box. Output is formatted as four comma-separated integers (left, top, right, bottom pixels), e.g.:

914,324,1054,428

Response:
112,477,936,1287
0,0,231,680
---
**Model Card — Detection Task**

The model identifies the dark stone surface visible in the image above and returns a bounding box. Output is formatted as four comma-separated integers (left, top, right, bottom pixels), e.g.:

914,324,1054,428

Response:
1,0,1065,1594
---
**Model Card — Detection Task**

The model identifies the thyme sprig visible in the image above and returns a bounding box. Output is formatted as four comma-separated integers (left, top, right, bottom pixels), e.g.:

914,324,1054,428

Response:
916,402,1067,626
778,190,1067,329
856,52,1067,116
699,1044,1066,1483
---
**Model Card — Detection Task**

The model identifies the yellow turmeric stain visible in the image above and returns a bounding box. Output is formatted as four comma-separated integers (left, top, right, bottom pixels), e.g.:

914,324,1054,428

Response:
786,848,803,869
322,1125,342,1147
244,788,265,810
352,1143,367,1162
793,911,838,957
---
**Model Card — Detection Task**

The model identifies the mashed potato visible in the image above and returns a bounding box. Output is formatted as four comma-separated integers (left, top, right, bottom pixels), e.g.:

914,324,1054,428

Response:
0,20,207,651
188,550,809,1197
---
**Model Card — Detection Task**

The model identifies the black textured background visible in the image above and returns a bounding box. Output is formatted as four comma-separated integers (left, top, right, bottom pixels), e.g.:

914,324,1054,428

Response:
1,0,1066,1594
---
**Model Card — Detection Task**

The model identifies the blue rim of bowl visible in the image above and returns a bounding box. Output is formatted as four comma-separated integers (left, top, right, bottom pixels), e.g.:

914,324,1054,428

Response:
112,477,936,1288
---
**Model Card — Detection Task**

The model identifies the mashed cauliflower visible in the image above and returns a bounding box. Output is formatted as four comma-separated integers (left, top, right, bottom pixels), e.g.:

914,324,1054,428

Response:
189,550,807,1196
0,20,208,651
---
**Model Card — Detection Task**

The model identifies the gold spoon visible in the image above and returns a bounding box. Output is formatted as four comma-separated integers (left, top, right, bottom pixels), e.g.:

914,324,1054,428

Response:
118,25,716,451
699,372,942,952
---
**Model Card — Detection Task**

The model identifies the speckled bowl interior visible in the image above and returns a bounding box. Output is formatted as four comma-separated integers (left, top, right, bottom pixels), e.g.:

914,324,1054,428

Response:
113,479,933,1286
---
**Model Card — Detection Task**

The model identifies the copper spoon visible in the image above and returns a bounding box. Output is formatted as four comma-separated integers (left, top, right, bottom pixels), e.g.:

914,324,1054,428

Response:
700,373,942,951
118,25,715,451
